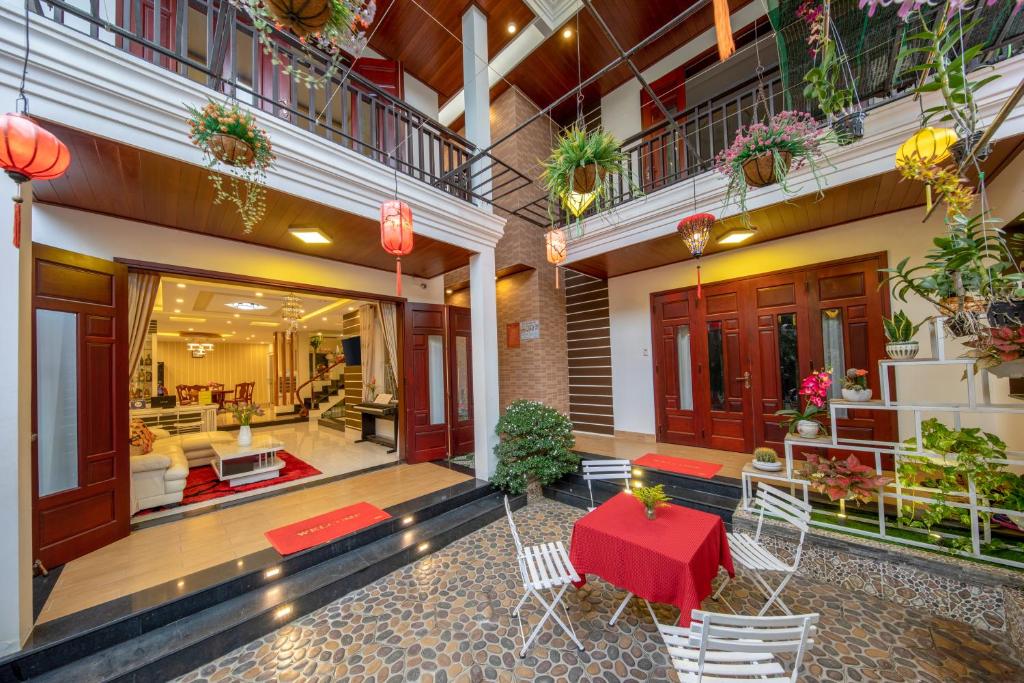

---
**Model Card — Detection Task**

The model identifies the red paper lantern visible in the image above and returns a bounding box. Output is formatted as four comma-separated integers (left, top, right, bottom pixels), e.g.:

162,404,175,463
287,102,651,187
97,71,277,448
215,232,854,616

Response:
380,199,413,296
677,212,715,298
1,113,71,248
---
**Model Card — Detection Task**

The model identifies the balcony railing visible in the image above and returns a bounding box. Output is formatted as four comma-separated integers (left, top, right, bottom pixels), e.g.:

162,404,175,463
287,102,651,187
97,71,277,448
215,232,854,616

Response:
30,0,544,218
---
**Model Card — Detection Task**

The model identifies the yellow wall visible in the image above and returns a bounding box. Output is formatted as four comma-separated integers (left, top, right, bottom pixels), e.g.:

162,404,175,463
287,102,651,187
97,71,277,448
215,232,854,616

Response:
157,342,272,404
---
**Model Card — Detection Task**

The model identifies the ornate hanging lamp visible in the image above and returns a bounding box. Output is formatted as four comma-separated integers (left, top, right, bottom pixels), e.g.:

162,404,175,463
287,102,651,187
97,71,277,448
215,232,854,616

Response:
281,293,302,339
677,213,714,299
545,227,568,289
380,199,413,296
1,7,71,248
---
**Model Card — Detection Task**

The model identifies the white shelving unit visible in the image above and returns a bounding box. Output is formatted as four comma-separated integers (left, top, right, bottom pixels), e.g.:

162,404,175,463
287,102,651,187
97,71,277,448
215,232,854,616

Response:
741,317,1024,569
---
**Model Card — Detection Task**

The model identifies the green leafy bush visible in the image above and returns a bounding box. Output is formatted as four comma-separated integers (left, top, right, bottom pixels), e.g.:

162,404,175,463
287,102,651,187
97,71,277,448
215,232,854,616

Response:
491,400,578,494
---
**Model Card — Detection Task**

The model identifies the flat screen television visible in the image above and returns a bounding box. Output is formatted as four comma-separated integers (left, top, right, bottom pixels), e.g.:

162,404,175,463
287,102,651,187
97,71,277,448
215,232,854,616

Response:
341,336,361,366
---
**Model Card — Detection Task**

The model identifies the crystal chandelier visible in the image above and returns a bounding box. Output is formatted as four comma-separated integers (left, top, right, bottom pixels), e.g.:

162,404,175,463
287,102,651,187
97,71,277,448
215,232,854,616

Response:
281,293,302,338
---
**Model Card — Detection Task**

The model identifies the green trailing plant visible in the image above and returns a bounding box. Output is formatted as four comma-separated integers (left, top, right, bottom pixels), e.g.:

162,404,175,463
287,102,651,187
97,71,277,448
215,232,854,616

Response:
753,447,779,463
882,310,925,343
898,419,1020,541
491,400,578,495
803,39,853,120
899,13,1000,145
633,484,670,514
539,126,627,221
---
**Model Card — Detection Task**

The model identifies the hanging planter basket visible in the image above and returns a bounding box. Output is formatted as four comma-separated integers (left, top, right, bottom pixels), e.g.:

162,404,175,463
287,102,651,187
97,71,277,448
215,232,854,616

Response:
832,112,866,146
950,131,991,166
208,133,256,167
572,164,606,194
265,0,333,38
988,300,1024,328
741,151,792,188
938,295,988,316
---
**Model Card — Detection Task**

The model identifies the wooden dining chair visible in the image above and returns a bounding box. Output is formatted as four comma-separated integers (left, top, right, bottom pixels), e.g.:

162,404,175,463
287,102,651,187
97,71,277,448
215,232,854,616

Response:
175,384,193,405
581,459,633,511
503,496,584,657
208,382,224,390
227,381,254,406
712,484,811,616
656,609,818,682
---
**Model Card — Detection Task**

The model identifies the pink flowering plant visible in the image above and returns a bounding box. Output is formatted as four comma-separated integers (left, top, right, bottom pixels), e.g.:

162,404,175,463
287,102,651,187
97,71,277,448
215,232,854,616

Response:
805,453,892,503
714,111,836,220
797,0,827,58
774,368,833,435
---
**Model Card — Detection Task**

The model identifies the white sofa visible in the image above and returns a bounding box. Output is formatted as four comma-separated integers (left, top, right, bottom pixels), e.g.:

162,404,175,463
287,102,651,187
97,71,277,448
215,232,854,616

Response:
130,428,236,514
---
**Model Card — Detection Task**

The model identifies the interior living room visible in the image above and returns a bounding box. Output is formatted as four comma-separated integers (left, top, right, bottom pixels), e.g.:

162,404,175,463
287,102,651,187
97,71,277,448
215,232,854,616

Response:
3,0,1024,681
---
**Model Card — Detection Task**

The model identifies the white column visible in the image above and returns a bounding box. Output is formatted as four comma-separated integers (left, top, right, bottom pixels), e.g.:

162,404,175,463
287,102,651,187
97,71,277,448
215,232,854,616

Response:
469,246,499,479
0,175,33,654
461,5,491,206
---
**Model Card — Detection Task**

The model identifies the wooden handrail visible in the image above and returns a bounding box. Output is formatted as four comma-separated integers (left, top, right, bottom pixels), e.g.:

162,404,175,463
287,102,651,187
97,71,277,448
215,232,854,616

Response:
296,358,346,417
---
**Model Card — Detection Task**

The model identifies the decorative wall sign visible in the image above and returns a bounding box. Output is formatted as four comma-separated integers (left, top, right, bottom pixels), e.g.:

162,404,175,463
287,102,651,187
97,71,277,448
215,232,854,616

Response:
506,322,521,348
520,320,540,341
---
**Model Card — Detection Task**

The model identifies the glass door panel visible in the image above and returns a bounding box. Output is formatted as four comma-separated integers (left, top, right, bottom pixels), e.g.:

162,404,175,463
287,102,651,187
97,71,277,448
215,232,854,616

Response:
35,309,79,497
675,326,693,411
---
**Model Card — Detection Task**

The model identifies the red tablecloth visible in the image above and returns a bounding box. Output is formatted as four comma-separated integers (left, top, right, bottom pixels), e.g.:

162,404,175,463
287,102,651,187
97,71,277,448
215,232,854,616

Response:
569,493,733,622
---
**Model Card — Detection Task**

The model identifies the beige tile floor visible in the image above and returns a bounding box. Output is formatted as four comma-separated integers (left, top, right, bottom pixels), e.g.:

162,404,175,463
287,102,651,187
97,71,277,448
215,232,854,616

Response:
37,462,471,624
574,432,751,478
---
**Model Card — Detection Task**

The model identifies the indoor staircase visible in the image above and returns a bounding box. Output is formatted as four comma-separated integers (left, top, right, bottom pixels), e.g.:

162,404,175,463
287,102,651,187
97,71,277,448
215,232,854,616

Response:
1,472,512,683
545,452,742,526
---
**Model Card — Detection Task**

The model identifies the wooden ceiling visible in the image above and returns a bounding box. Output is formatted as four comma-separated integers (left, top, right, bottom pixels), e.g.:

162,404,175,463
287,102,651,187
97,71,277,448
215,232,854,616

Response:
567,135,1024,279
31,122,473,279
368,0,754,124
368,0,536,101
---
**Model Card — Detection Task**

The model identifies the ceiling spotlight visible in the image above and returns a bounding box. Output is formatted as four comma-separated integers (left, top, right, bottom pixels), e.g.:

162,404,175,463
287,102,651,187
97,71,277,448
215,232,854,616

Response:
175,298,184,303
321,317,328,321
507,22,517,34
173,308,181,314
233,313,240,318
226,320,232,324
188,327,194,331
254,292,263,297
445,288,453,294
562,27,573,39
717,227,758,245
347,306,355,311
288,226,332,244
176,283,186,289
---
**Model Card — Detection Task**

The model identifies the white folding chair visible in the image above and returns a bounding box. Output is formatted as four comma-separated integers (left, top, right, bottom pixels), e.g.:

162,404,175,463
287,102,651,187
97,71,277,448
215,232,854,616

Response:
713,483,811,616
581,459,632,511
503,496,585,657
657,609,819,682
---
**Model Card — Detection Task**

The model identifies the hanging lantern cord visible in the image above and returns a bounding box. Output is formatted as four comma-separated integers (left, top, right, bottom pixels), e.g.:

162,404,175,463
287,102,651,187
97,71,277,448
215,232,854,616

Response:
16,0,29,114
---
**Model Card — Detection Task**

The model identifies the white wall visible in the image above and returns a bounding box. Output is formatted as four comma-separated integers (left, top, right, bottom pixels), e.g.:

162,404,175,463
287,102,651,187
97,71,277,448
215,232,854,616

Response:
600,3,767,142
404,73,440,120
32,205,446,305
608,154,1024,450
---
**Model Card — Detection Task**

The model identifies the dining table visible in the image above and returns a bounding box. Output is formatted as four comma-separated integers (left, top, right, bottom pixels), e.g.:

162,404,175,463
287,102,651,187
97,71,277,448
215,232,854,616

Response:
569,492,734,625
208,388,234,408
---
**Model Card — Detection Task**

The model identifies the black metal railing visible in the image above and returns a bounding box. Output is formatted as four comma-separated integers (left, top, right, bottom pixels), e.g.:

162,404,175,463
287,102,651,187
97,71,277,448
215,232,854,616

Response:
31,0,546,220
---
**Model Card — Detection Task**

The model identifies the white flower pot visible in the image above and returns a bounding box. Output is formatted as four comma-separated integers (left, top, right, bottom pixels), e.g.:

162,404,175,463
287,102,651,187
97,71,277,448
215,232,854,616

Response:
237,425,253,446
886,341,919,360
796,420,820,439
753,460,783,471
986,358,1024,379
841,387,873,402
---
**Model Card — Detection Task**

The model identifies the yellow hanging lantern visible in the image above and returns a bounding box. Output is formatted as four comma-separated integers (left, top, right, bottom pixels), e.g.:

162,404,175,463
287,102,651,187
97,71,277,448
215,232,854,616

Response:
562,190,596,217
895,127,958,168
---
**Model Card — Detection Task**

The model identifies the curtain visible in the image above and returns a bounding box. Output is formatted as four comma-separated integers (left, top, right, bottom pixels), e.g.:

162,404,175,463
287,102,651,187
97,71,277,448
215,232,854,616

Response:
359,304,387,402
378,302,399,396
128,270,160,381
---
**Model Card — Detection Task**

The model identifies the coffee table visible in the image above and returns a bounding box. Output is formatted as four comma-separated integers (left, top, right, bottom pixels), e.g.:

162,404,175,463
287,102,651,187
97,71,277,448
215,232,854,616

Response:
211,435,286,486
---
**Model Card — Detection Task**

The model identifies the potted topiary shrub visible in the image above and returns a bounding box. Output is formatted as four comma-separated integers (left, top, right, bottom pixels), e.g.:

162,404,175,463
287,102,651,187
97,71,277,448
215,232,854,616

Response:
841,368,872,401
491,400,579,496
632,484,670,520
752,446,782,471
882,310,924,359
540,126,627,220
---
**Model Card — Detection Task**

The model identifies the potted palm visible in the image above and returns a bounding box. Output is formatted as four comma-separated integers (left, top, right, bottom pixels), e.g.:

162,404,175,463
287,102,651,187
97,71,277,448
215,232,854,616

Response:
540,126,627,219
883,311,924,359
775,369,832,438
633,484,670,520
715,111,836,218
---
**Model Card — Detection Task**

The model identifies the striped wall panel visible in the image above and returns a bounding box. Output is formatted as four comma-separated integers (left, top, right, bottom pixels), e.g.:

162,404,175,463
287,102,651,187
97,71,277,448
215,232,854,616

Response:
565,269,614,435
343,310,363,430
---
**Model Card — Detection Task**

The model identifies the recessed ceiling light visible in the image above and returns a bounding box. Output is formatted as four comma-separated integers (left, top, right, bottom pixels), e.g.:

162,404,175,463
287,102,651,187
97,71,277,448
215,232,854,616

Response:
507,22,517,34
233,313,240,318
188,327,194,331
445,288,453,294
562,27,573,39
717,227,758,245
176,283,186,289
170,316,206,323
175,298,184,303
288,226,332,244
226,320,232,324
348,306,355,311
173,308,181,313
321,317,327,321
254,292,263,297
226,301,267,311
250,321,280,327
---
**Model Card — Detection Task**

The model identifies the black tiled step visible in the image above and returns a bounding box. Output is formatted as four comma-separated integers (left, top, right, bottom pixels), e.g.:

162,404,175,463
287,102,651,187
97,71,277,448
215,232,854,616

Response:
573,450,743,498
1,475,499,683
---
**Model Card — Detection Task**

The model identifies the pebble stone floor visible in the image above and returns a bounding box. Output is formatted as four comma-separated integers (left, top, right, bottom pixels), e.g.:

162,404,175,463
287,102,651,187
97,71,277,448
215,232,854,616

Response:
176,498,1024,682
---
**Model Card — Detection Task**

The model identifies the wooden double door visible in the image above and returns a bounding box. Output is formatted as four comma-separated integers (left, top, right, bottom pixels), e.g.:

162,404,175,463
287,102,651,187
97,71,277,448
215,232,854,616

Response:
652,254,894,455
403,303,474,463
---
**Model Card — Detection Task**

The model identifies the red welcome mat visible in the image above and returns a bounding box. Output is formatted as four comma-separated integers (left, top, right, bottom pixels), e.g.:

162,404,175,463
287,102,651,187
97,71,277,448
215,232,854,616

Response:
634,453,722,479
264,502,392,555
136,452,322,515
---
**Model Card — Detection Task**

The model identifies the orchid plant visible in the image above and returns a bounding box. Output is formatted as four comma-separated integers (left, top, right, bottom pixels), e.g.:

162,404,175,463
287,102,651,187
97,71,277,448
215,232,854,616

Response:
715,111,836,221
805,453,892,503
774,369,833,435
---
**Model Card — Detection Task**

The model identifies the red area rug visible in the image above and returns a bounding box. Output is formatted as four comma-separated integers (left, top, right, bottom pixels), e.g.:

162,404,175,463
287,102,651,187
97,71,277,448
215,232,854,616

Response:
634,453,722,479
265,502,392,555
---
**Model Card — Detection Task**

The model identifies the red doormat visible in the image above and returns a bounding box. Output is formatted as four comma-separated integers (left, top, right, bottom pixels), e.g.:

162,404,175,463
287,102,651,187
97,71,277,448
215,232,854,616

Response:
265,502,392,555
634,453,722,479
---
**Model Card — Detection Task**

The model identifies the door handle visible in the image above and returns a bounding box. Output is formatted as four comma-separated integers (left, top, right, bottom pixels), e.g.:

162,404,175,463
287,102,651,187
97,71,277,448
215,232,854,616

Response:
735,371,751,389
